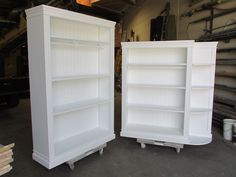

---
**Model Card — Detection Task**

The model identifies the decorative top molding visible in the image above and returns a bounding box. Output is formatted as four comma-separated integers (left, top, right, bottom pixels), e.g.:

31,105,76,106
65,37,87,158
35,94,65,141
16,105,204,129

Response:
121,41,218,48
25,5,116,28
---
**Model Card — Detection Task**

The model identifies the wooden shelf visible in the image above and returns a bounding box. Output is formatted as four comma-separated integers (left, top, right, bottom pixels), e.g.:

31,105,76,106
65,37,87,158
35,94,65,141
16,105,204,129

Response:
191,108,212,112
128,83,186,90
128,63,186,69
54,128,111,156
191,85,214,89
52,74,109,82
123,124,183,137
128,103,184,113
51,35,109,47
192,63,215,66
53,98,110,116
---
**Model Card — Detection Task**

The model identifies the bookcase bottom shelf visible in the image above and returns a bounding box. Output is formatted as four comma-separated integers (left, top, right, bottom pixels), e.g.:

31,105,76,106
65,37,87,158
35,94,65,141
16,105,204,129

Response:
121,123,183,139
54,128,114,156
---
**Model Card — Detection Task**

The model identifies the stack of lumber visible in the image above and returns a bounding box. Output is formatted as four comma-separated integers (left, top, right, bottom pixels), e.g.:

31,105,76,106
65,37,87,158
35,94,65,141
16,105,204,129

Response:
0,143,14,176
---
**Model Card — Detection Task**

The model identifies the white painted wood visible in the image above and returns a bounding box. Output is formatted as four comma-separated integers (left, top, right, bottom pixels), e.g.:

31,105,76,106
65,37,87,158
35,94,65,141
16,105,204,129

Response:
26,5,115,169
121,41,217,146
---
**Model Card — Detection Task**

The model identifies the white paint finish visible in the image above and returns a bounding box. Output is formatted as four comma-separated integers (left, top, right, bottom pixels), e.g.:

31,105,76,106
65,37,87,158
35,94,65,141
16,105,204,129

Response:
52,79,99,106
191,66,215,86
26,5,115,169
128,48,187,64
54,107,99,142
127,109,184,129
121,41,217,146
191,89,212,109
127,67,186,86
128,87,185,108
27,14,51,159
25,5,115,28
189,113,210,137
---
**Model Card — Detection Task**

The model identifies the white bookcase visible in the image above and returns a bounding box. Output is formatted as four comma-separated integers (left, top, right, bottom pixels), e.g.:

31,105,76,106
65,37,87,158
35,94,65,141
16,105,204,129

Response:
121,41,217,152
26,5,115,169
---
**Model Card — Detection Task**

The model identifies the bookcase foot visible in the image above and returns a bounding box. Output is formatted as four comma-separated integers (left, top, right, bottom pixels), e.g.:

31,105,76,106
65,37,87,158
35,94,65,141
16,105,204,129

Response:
66,143,107,170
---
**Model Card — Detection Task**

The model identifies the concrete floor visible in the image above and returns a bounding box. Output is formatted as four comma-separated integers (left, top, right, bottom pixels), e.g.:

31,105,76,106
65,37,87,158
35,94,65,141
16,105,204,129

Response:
0,95,236,177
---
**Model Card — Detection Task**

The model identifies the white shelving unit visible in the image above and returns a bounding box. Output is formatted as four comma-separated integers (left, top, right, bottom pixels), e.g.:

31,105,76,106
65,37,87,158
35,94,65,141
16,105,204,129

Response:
121,41,217,152
26,5,115,169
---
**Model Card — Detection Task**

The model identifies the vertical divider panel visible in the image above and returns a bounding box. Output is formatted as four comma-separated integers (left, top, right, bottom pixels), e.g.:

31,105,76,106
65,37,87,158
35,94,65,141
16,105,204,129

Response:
110,28,115,132
208,47,217,132
122,47,129,130
183,46,193,138
44,15,54,159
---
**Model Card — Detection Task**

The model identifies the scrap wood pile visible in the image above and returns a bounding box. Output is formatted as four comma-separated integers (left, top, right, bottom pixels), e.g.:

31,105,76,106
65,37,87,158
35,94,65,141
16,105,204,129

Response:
0,143,14,176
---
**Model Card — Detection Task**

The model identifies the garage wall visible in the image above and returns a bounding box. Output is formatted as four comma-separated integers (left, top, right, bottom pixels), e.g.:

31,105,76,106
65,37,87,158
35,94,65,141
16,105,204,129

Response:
123,0,180,41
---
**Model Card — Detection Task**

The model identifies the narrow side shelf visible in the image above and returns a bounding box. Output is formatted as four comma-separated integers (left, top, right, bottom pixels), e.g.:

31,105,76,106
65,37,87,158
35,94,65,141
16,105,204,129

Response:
191,86,214,89
53,98,110,116
128,83,186,90
127,63,186,69
128,103,184,113
192,63,215,66
51,35,109,47
190,108,212,112
52,74,109,82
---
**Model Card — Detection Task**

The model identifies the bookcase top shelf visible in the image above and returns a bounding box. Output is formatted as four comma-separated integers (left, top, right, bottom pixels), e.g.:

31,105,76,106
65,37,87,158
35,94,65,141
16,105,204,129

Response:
51,36,109,48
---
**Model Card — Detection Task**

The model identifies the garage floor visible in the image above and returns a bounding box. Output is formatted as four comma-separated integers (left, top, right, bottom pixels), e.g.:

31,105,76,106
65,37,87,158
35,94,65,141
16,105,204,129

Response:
0,94,236,177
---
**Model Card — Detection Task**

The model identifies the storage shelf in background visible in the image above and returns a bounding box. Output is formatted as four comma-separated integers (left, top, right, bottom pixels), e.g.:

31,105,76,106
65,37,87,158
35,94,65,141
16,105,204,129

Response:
128,83,186,89
127,63,186,69
53,98,110,116
124,124,183,137
128,103,184,113
54,128,110,156
52,74,109,82
51,35,109,47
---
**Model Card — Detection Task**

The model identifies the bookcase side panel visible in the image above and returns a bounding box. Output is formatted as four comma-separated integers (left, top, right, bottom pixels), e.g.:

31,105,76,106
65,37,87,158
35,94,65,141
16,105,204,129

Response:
27,14,51,160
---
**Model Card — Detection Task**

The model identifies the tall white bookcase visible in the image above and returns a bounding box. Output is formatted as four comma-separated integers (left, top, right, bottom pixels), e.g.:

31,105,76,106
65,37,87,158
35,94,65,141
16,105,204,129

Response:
121,41,217,152
26,5,115,169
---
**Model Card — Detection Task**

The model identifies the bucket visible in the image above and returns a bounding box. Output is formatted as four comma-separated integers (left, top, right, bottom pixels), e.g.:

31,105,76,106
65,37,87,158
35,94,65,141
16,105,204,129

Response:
223,119,236,141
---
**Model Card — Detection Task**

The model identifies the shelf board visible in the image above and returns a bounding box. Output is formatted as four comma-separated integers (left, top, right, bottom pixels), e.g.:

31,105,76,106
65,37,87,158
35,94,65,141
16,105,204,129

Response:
128,63,186,69
51,35,109,47
53,98,110,116
54,127,111,156
124,123,183,137
191,108,212,112
128,83,186,89
128,103,184,113
191,85,214,89
192,63,215,66
52,74,109,82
